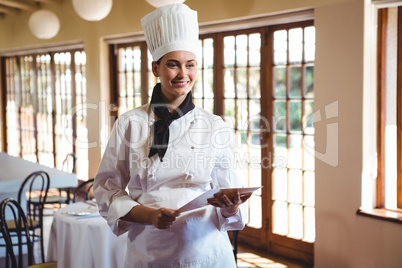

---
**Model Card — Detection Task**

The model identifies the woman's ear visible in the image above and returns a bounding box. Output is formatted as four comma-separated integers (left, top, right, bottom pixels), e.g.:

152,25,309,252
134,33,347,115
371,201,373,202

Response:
151,61,159,77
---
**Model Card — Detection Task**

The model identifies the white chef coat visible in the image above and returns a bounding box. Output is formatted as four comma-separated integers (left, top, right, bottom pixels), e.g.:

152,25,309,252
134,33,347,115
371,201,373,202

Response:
94,103,247,268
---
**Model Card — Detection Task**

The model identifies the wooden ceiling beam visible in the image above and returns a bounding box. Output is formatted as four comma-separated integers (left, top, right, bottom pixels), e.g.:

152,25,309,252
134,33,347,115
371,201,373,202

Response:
0,0,36,10
0,5,16,14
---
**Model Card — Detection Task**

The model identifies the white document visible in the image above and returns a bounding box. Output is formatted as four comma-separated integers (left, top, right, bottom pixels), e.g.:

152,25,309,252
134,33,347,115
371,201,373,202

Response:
177,187,261,213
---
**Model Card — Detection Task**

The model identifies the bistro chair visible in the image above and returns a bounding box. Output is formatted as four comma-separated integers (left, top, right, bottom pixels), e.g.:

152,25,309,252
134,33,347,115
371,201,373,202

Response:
72,178,95,203
232,230,239,262
0,198,57,268
44,153,77,207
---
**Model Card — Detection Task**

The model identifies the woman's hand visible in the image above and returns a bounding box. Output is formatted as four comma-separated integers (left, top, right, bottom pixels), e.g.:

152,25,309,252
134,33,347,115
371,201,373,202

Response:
149,208,181,229
207,191,252,218
121,206,180,229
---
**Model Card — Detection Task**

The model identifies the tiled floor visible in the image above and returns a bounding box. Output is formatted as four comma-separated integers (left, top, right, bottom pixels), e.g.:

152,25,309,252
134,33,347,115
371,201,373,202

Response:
3,207,309,268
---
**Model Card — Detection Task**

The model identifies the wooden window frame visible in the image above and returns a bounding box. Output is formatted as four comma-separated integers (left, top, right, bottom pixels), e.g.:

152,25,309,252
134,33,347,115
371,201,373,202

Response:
0,49,87,174
358,6,402,224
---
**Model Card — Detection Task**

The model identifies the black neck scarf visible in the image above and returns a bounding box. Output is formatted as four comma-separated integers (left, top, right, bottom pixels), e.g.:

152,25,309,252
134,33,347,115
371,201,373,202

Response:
148,83,195,161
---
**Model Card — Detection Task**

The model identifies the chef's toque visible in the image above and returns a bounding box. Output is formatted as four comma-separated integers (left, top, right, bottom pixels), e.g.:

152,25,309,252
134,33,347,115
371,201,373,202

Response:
141,4,199,62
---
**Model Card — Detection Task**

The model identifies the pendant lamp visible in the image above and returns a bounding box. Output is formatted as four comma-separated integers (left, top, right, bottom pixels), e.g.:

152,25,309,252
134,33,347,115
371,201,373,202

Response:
28,10,60,39
73,0,113,21
145,0,185,8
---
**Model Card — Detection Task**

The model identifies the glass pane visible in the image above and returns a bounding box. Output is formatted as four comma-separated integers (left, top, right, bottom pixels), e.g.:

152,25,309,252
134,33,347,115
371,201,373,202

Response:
304,171,315,206
237,68,247,98
303,207,315,242
238,99,248,130
249,99,260,130
249,67,260,98
274,66,286,98
289,28,303,63
134,72,141,95
193,74,203,98
289,65,301,98
204,69,214,98
288,134,302,169
304,26,316,62
133,47,141,71
204,99,214,114
249,132,261,159
274,30,287,65
304,135,315,171
204,38,214,68
236,35,248,67
248,195,262,228
289,101,302,132
224,36,235,67
249,33,261,66
304,100,314,134
274,134,287,168
274,100,286,132
288,169,302,204
288,204,303,239
305,65,314,98
224,69,235,98
272,168,287,201
224,99,235,124
273,201,288,235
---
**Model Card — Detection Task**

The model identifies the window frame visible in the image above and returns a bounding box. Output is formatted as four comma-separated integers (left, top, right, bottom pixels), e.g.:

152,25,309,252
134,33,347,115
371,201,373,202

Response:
358,6,402,224
0,47,88,178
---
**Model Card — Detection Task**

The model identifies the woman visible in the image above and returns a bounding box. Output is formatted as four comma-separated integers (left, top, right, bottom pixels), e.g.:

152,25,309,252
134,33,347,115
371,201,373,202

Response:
94,3,250,267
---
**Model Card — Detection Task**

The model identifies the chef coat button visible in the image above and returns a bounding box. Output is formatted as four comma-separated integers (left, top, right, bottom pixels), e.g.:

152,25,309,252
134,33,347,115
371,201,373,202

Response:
191,146,194,149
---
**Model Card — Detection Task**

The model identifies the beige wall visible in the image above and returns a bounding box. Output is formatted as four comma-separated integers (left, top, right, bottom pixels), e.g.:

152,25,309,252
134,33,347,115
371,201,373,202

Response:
1,0,402,267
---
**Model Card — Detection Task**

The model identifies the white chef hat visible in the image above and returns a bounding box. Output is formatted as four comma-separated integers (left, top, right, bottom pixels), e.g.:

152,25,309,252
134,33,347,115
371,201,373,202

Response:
141,4,199,62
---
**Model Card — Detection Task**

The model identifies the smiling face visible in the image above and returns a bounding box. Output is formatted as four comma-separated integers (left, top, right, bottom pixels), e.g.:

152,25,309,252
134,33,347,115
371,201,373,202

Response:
152,50,197,109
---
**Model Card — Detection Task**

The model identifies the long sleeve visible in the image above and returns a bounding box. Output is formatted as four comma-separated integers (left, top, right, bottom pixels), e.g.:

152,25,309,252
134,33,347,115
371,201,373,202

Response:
94,116,140,236
210,121,248,231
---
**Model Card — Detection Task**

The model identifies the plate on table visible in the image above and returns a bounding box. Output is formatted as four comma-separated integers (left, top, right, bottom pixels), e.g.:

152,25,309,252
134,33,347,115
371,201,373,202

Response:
65,208,99,217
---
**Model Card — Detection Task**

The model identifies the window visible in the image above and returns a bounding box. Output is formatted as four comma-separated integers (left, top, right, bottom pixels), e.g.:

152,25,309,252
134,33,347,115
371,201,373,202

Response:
109,19,315,265
376,6,402,211
0,49,88,179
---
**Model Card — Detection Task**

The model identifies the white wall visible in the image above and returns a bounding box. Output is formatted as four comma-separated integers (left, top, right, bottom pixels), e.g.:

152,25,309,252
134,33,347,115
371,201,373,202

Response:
314,0,402,267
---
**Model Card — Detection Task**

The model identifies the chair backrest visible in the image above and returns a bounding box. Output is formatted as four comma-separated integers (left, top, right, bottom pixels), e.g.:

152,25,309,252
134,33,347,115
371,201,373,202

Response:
0,198,35,268
18,171,50,226
72,178,95,203
62,153,77,173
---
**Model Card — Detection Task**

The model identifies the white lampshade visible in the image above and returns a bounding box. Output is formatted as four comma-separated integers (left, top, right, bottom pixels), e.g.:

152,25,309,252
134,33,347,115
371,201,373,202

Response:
146,0,185,8
28,10,60,39
73,0,113,21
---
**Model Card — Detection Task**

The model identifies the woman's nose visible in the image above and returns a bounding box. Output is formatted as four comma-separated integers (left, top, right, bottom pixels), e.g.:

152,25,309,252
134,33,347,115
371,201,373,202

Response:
177,65,187,77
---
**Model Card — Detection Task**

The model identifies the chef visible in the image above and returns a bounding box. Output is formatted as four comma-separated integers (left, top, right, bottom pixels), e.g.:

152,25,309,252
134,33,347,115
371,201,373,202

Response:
94,3,250,267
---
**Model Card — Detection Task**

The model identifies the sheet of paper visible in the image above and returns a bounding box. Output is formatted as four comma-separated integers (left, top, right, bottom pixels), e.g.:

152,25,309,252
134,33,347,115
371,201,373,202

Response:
177,187,261,213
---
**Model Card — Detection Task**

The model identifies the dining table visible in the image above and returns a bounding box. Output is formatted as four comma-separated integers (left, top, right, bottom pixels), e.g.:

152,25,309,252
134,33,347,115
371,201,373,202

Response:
47,201,128,268
0,152,78,197
0,152,79,257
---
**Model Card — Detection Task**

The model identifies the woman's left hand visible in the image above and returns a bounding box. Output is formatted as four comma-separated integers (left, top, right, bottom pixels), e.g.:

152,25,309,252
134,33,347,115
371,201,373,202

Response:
207,191,252,218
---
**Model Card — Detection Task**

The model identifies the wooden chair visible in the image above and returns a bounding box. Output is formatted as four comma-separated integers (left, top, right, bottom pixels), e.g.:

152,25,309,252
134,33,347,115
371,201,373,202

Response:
0,198,57,268
72,178,95,203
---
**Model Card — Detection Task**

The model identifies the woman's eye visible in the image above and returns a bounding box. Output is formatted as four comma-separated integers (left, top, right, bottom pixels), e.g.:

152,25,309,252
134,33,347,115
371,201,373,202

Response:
187,64,195,68
167,63,178,68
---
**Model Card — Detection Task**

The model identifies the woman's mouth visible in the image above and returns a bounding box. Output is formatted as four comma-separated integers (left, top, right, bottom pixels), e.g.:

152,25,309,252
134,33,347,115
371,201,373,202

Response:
173,81,189,87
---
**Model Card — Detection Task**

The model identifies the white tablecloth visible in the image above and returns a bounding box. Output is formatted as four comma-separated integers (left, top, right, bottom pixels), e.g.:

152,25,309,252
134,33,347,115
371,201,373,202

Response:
0,152,79,258
47,202,128,268
0,152,78,194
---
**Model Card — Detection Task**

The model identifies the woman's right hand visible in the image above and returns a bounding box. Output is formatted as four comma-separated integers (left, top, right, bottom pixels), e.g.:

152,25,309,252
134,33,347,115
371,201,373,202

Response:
149,208,181,229
121,206,180,229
